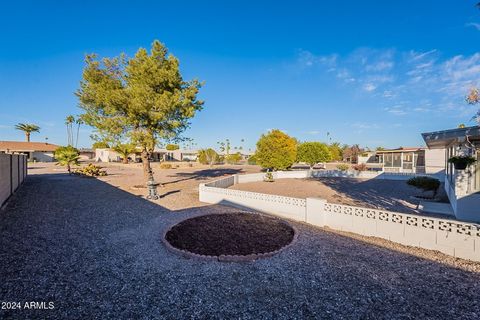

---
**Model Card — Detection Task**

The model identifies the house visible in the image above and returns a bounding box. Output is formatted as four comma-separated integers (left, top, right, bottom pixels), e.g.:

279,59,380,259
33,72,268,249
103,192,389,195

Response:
154,148,198,162
422,125,480,222
358,147,445,174
95,147,198,163
0,141,59,162
95,148,136,162
78,148,95,160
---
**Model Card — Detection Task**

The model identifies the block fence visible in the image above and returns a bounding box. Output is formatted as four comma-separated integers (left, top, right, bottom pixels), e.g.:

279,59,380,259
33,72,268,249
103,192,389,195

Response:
0,153,27,207
199,171,480,262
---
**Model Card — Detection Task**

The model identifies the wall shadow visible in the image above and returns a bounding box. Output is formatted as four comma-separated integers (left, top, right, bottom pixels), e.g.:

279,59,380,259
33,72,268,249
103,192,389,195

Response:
309,176,450,215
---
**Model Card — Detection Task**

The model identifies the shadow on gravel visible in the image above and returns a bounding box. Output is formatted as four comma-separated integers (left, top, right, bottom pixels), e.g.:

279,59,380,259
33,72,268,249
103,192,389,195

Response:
312,177,424,214
1,172,480,319
162,168,244,185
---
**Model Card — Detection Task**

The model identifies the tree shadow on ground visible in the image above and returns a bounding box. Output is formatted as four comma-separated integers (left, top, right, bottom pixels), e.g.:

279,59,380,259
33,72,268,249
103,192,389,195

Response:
162,168,244,185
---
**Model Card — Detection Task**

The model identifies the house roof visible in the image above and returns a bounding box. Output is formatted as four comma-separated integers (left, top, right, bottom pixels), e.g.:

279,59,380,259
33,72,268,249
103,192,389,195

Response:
0,141,59,152
422,126,480,149
375,147,425,154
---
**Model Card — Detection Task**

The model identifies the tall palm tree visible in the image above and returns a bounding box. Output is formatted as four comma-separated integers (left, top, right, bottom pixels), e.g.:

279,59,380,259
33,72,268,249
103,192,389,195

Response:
75,117,84,148
15,123,40,142
65,115,75,146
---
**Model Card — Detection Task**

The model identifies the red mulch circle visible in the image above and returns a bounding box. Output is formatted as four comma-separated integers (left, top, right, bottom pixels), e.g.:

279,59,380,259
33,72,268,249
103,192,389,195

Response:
165,213,295,257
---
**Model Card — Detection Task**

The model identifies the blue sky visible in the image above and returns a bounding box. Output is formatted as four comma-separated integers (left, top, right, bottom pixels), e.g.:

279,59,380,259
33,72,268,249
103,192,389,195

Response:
1,1,480,150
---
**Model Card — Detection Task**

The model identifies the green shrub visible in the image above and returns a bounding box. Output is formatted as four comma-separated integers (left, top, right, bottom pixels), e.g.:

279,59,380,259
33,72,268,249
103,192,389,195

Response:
264,171,274,182
447,156,476,170
160,163,173,169
255,129,297,170
336,164,349,171
407,176,440,197
73,163,107,177
352,163,367,171
226,152,242,164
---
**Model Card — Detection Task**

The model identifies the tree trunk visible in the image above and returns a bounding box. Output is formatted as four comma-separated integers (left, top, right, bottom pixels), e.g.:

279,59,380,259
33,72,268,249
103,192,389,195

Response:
122,157,129,164
67,164,71,174
26,132,30,142
141,149,153,183
76,124,80,148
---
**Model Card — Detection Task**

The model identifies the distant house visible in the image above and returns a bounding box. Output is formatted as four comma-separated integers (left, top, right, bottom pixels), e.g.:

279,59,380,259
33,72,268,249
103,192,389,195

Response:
155,148,198,162
361,147,446,174
78,148,95,160
422,126,480,222
94,147,198,163
0,141,59,162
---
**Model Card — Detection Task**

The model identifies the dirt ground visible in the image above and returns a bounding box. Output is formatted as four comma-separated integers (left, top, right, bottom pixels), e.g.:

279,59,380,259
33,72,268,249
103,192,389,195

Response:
28,161,262,210
30,162,447,214
229,177,448,214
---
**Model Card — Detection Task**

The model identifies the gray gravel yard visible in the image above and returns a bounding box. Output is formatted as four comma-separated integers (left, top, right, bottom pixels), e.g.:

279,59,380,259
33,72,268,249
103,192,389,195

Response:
1,170,480,319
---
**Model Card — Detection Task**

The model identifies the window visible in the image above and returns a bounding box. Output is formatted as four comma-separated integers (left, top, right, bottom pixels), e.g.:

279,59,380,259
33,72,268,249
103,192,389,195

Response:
393,154,401,167
384,154,393,167
403,153,413,162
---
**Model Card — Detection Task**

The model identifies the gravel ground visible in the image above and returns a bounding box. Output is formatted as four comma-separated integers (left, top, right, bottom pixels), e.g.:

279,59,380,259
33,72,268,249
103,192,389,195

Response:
1,167,480,319
230,177,450,214
84,162,261,210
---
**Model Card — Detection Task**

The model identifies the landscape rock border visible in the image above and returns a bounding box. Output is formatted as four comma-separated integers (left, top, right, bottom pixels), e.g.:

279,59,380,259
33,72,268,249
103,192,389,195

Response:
161,211,298,262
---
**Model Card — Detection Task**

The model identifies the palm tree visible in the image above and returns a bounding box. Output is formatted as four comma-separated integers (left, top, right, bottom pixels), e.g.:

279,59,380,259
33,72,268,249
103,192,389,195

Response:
54,146,80,174
15,123,40,142
65,115,75,146
113,144,137,164
75,117,84,148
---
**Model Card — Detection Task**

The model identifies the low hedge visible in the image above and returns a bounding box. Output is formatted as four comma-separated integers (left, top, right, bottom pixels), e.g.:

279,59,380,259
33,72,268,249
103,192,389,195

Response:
407,176,440,197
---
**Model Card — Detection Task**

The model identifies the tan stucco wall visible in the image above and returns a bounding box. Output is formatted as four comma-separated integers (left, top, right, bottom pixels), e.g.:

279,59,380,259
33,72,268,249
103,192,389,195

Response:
424,148,446,174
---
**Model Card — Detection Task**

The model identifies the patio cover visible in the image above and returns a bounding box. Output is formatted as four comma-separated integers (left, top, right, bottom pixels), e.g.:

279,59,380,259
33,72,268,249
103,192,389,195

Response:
422,126,480,149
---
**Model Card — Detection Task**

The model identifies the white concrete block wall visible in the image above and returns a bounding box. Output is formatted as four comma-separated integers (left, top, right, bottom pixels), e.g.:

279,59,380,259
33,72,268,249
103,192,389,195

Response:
200,184,306,221
199,172,480,262
237,173,266,183
306,201,480,262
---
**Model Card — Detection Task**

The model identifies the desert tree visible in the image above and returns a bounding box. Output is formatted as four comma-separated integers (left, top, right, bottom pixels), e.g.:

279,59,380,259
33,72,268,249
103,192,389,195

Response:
255,130,297,170
92,141,110,149
76,40,203,185
328,142,343,161
198,148,219,167
113,143,137,164
165,144,180,150
15,123,40,142
297,142,332,168
467,88,480,123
